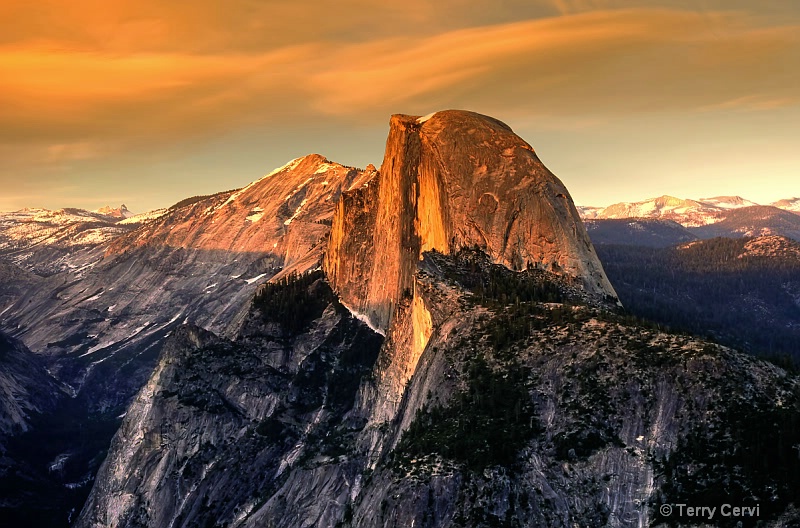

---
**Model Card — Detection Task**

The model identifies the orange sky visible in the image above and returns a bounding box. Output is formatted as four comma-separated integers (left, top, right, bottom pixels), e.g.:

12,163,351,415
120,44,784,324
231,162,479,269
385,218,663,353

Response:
1,0,798,212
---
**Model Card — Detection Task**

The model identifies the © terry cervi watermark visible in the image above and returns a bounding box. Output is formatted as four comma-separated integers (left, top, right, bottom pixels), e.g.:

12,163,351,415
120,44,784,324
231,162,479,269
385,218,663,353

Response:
659,503,760,521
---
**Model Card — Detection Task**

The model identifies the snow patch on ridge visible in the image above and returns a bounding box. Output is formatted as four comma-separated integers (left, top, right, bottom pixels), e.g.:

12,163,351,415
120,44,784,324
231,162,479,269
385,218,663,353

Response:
225,157,304,207
119,208,167,225
264,157,303,179
417,112,437,124
244,273,267,285
339,300,385,336
83,291,104,303
314,163,336,174
283,199,308,226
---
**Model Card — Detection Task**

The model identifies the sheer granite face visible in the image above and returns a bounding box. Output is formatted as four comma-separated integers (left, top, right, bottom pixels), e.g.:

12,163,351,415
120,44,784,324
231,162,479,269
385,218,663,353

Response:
326,110,617,335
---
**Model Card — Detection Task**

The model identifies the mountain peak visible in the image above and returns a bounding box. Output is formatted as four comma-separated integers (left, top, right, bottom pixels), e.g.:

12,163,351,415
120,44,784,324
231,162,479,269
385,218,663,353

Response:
772,197,800,212
325,109,616,333
395,109,515,134
95,204,132,219
654,195,692,204
699,195,757,209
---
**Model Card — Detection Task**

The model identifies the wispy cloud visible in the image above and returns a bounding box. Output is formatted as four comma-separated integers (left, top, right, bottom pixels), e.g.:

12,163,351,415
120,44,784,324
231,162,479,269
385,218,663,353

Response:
698,94,798,113
0,1,798,211
2,7,797,144
44,141,105,163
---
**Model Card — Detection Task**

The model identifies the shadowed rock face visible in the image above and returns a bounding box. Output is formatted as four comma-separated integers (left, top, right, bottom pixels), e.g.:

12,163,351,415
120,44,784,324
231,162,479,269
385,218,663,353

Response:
0,331,62,445
0,155,371,525
326,111,616,335
76,253,800,528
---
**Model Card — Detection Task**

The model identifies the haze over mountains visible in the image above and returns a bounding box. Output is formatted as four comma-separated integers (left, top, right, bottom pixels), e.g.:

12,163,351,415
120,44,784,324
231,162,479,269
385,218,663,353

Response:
580,194,799,225
577,195,800,249
0,111,798,527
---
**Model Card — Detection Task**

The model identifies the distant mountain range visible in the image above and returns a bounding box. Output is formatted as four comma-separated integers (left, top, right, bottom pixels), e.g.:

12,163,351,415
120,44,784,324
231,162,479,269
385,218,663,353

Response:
772,197,800,213
582,194,800,364
580,195,800,247
579,195,800,227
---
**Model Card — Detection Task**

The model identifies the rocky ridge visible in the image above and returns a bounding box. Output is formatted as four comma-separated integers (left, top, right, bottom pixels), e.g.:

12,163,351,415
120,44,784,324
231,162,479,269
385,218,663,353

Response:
0,331,63,447
0,155,368,525
690,205,800,241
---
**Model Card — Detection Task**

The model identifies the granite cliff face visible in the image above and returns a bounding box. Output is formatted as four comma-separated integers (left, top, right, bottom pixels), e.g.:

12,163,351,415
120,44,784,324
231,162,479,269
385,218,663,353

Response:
0,331,63,447
324,110,617,427
325,111,616,335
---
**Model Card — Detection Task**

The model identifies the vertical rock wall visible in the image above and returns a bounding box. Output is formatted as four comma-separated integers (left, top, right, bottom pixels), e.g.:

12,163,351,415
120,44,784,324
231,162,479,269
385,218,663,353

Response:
324,109,618,427
325,110,617,337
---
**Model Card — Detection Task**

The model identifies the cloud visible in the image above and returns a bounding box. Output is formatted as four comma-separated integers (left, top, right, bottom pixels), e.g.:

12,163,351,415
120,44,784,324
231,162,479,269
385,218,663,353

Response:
0,43,323,142
308,8,800,119
0,3,798,174
699,95,797,113
44,141,105,163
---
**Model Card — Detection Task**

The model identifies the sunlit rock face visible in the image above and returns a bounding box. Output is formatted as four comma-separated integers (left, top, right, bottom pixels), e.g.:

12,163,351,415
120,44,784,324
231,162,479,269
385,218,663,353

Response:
325,110,616,336
107,153,363,276
324,110,618,427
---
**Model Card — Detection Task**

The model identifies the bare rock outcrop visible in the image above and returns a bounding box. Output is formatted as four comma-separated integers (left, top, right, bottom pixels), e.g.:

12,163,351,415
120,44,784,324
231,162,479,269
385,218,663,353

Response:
0,331,63,446
325,111,617,423
325,110,616,336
